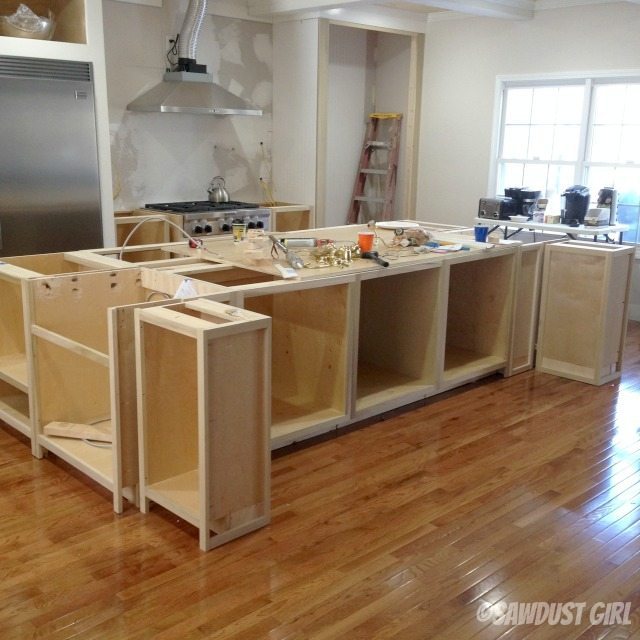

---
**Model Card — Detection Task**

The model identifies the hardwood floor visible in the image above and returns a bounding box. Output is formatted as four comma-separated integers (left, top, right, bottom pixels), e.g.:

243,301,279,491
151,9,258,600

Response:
1,322,640,639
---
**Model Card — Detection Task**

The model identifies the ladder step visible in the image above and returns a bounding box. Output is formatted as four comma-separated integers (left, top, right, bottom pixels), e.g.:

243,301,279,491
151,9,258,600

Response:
360,168,388,175
355,196,386,203
366,141,390,149
347,113,402,224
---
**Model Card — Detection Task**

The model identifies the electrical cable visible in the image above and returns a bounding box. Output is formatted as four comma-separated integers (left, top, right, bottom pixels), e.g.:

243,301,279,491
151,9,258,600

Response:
117,215,221,261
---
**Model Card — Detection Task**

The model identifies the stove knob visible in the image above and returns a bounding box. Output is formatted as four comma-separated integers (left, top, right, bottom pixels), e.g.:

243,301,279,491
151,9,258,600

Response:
193,223,203,234
221,222,231,232
256,220,265,229
247,220,257,230
203,223,213,234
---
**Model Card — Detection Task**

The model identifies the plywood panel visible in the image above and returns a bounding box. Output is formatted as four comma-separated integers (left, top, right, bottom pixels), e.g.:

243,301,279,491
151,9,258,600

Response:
244,285,349,419
0,277,24,356
207,330,268,524
359,269,439,382
29,270,146,353
34,339,110,427
446,254,513,359
140,323,198,485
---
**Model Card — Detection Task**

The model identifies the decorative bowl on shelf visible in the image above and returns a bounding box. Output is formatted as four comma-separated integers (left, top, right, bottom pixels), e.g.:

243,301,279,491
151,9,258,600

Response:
0,5,55,40
509,215,530,222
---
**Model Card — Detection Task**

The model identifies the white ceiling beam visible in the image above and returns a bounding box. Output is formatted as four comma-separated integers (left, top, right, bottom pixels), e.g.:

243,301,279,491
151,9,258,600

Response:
405,0,534,19
248,0,368,16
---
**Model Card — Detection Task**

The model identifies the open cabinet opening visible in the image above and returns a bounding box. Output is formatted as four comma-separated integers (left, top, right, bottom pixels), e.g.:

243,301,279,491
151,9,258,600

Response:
443,254,514,384
243,283,350,446
356,268,439,413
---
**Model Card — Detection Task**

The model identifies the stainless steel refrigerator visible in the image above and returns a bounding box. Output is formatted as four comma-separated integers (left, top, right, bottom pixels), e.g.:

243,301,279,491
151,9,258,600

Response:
0,55,103,257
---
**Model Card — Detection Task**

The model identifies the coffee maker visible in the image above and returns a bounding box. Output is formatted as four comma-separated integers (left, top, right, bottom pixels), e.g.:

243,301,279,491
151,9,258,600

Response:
504,187,541,219
561,185,590,226
597,187,618,224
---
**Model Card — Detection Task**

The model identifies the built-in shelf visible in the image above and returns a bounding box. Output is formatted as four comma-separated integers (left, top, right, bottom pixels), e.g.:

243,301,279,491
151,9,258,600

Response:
0,1,87,45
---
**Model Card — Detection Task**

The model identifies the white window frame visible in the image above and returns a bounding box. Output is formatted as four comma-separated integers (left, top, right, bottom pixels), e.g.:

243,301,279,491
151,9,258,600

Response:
489,70,640,244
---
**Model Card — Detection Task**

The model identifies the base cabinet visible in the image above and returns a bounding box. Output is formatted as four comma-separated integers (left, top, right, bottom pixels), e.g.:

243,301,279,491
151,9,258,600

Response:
355,267,441,417
135,300,271,551
536,241,634,385
441,253,516,388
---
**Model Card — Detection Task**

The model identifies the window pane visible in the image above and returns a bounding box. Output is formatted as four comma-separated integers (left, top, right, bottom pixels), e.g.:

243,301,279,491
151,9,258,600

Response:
498,162,524,195
531,87,557,124
505,88,532,124
623,85,640,125
528,125,553,160
557,86,584,124
523,163,548,192
593,84,625,124
585,166,616,196
502,125,529,159
552,125,580,161
619,125,640,163
590,124,621,162
547,164,576,211
615,167,640,196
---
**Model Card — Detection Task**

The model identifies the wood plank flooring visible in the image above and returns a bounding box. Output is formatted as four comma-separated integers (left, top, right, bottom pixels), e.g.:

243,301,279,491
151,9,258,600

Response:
1,322,640,638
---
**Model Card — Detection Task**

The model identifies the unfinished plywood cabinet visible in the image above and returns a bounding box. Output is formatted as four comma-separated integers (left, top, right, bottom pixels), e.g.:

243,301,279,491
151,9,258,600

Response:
240,278,352,448
27,267,228,512
136,299,271,551
536,241,634,385
0,253,117,444
441,252,516,389
355,266,442,418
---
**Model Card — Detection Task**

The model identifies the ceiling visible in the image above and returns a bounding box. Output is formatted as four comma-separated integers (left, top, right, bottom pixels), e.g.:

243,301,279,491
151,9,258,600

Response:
244,0,631,22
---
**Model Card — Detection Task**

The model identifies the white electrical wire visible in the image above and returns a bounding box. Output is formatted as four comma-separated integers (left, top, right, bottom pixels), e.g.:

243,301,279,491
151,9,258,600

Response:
117,215,221,261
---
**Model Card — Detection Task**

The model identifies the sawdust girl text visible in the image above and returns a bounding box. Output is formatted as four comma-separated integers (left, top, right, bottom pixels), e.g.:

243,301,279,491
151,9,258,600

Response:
476,601,632,626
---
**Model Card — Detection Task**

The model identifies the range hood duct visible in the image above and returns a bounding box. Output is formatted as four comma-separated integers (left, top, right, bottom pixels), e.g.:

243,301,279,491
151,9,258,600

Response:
126,0,262,116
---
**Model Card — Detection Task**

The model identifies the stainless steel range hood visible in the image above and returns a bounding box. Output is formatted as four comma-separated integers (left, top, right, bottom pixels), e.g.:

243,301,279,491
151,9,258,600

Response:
126,0,262,116
126,71,262,115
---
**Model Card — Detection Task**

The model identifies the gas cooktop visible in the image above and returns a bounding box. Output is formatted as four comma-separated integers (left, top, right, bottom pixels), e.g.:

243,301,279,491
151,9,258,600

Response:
145,200,260,213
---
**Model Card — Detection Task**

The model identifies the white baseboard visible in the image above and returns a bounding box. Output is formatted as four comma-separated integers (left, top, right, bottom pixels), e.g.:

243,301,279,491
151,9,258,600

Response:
629,304,640,322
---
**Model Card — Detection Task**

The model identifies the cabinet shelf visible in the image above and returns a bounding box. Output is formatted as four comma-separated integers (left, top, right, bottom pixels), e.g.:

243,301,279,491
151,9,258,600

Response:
39,429,113,489
356,362,436,413
146,470,199,527
443,348,506,382
0,382,29,435
0,353,28,392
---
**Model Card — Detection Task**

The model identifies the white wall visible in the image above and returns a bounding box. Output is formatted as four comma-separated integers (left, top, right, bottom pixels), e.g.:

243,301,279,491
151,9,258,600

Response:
417,2,640,227
103,0,272,210
272,18,321,209
325,25,372,227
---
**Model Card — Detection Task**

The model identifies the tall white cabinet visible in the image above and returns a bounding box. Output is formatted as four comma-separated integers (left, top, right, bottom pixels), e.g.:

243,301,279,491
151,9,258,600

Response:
272,16,423,228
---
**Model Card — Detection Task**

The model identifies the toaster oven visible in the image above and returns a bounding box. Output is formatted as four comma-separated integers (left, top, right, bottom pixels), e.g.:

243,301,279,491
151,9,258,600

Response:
478,197,515,220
